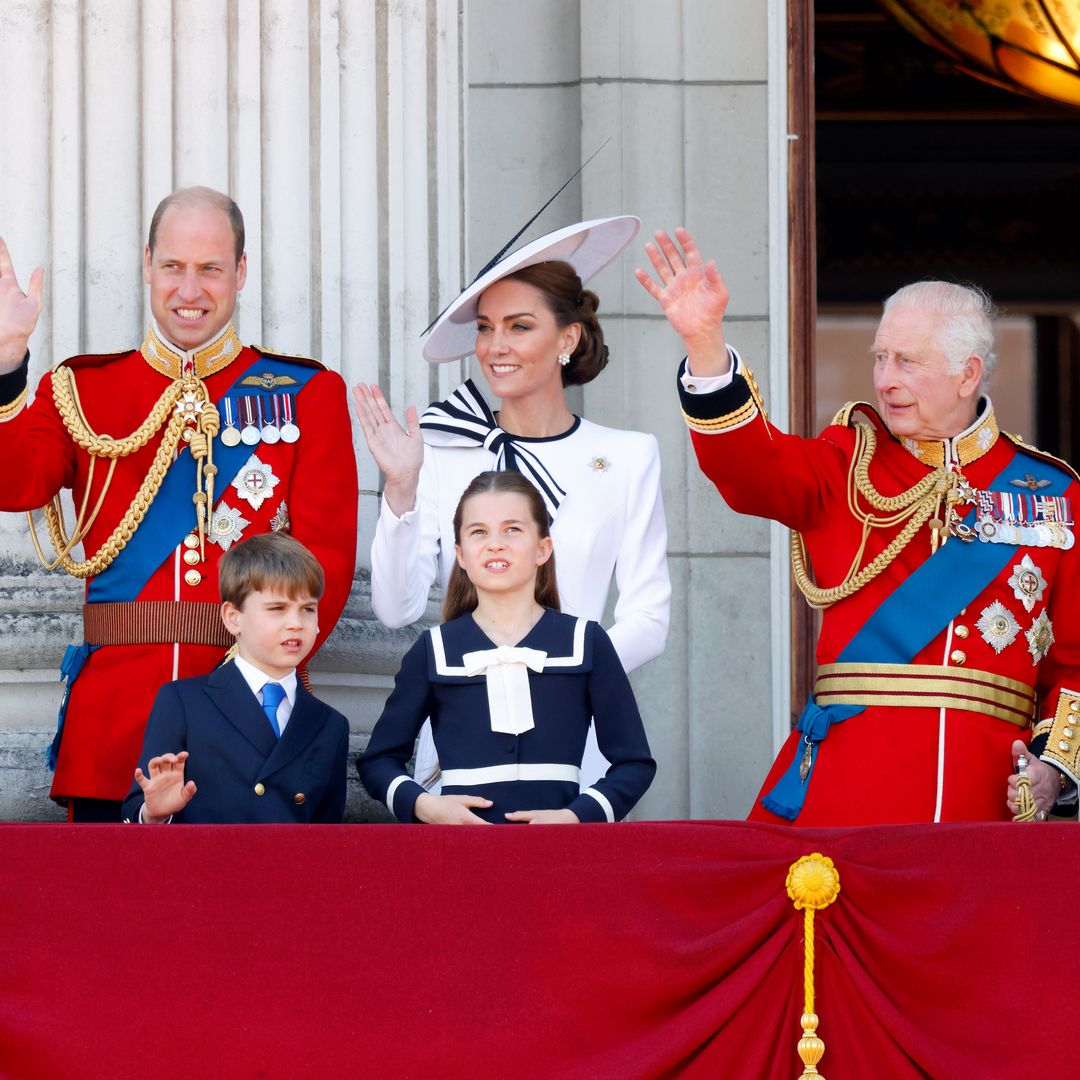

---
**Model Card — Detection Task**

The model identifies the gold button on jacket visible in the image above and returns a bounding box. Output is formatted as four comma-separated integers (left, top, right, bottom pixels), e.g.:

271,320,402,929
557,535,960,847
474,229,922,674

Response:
254,783,266,796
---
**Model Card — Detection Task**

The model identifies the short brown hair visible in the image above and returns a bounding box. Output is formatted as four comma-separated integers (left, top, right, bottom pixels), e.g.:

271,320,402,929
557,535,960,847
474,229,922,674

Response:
148,186,245,263
219,533,324,609
443,471,560,620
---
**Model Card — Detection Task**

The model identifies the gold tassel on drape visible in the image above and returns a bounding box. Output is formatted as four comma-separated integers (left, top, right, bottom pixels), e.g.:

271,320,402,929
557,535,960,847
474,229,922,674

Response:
786,853,841,1078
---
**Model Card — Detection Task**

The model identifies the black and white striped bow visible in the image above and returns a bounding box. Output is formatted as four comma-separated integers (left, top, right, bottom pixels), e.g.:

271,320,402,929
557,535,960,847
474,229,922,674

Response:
419,380,568,520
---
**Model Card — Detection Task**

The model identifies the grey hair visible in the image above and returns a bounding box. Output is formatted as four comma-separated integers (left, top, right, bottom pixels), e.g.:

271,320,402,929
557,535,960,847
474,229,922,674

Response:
882,280,998,392
147,186,245,263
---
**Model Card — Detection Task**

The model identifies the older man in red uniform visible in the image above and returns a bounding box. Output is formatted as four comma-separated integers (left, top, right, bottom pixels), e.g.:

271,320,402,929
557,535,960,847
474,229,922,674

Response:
637,228,1079,825
0,188,357,821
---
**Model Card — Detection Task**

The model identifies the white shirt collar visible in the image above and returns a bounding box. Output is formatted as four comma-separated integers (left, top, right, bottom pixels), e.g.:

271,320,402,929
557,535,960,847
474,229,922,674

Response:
232,654,298,705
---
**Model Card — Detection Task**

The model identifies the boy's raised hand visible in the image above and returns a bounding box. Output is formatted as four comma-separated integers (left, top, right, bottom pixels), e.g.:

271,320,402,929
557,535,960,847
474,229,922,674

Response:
134,751,198,823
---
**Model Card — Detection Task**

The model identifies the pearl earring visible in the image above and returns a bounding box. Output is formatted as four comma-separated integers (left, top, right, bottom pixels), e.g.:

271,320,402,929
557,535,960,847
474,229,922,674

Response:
558,352,571,367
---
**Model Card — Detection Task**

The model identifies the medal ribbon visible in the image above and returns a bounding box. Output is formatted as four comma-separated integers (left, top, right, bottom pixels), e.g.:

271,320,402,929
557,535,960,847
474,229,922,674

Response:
762,450,1072,820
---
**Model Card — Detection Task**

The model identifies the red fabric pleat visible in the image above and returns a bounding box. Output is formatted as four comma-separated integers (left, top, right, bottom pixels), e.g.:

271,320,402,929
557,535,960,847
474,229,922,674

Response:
0,821,1072,1079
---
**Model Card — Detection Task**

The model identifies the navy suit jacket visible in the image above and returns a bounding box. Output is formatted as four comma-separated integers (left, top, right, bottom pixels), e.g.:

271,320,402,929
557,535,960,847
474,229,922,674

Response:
121,662,349,823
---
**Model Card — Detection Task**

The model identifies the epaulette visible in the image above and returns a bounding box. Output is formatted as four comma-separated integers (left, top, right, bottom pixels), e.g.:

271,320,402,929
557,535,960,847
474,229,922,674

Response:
829,400,887,431
1002,431,1080,485
53,350,133,373
250,345,327,371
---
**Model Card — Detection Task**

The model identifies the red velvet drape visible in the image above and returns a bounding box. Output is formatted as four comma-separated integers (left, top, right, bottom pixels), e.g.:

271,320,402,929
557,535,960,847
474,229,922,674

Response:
0,822,1074,1079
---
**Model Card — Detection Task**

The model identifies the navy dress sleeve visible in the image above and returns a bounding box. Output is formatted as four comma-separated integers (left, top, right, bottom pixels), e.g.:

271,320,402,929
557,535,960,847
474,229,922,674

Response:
356,635,438,822
567,624,656,823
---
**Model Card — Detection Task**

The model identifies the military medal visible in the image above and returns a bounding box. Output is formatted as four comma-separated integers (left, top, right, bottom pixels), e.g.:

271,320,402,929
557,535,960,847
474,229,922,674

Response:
270,500,290,533
231,454,279,511
1009,554,1047,613
976,489,1074,549
240,397,261,446
976,601,1021,654
261,395,281,444
279,393,300,443
208,501,251,551
220,397,242,447
1026,611,1055,663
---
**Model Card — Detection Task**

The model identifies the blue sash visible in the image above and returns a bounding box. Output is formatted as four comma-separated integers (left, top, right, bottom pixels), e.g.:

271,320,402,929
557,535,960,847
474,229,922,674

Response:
762,447,1070,820
88,355,318,602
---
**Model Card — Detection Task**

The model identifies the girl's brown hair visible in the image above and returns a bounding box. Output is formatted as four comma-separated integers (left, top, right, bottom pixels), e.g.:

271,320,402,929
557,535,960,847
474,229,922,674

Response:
443,471,561,621
503,260,608,387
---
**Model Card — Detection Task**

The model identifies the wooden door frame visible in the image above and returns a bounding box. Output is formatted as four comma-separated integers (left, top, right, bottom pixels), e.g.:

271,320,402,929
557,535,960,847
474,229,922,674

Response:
788,1,817,723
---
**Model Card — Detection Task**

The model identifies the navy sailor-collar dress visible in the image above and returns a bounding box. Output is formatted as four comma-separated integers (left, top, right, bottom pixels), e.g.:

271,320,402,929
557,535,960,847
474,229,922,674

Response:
357,609,655,823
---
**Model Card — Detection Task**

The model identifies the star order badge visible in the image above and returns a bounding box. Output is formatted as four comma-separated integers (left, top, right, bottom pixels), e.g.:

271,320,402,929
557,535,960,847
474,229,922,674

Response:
209,501,250,551
270,500,290,533
977,601,1020,655
1009,554,1047,613
231,454,280,511
1025,611,1055,664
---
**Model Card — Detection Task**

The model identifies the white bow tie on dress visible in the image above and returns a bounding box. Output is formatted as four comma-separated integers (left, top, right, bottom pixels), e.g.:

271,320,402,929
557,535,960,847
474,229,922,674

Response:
462,645,547,735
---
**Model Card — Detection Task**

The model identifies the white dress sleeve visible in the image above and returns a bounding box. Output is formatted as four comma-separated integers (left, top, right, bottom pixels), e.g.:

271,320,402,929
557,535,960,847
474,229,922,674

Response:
606,433,671,674
369,451,442,629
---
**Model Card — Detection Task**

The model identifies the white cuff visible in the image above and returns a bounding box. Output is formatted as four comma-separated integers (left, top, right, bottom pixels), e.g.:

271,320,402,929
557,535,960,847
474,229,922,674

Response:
679,345,740,393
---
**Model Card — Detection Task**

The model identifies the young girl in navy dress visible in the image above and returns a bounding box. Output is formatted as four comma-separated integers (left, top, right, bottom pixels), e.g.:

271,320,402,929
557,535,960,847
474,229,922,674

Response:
358,471,655,824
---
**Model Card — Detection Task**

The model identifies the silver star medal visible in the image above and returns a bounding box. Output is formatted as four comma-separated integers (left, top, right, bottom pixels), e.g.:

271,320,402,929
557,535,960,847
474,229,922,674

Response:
270,500,290,533
1026,611,1055,664
231,454,279,511
976,601,1020,655
1008,554,1047,613
209,501,250,551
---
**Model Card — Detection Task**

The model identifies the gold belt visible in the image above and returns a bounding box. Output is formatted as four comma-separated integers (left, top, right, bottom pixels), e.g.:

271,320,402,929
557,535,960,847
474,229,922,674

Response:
814,662,1036,728
83,601,233,649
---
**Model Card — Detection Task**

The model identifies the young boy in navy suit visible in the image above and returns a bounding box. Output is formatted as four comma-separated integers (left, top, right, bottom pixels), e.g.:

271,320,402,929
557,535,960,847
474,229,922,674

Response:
122,533,350,823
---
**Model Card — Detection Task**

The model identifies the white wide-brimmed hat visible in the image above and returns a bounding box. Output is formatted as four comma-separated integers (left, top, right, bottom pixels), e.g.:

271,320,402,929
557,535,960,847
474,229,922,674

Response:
422,215,640,364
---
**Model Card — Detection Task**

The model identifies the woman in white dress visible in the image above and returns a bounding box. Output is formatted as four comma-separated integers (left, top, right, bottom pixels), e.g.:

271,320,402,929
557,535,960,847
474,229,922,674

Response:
354,217,670,790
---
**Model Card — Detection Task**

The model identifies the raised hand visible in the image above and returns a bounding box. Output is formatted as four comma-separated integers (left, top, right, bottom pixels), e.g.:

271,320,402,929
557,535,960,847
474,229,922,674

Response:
134,751,198,823
635,227,731,376
0,237,44,371
414,791,493,825
352,383,423,516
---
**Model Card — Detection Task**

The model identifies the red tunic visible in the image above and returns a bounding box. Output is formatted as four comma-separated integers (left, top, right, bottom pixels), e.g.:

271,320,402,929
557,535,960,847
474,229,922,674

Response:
680,357,1080,825
0,338,357,803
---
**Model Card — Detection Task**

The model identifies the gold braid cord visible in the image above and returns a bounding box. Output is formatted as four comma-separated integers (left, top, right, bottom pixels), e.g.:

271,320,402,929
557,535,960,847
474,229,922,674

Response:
1012,753,1040,822
786,854,842,1079
0,385,29,419
27,366,216,578
791,422,971,610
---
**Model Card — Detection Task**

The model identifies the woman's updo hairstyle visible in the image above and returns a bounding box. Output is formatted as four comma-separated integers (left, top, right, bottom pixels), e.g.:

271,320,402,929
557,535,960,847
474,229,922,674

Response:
504,260,608,386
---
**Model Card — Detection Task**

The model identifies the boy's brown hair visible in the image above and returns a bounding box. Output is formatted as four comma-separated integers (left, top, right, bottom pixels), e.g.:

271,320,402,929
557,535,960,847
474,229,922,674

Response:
218,533,324,608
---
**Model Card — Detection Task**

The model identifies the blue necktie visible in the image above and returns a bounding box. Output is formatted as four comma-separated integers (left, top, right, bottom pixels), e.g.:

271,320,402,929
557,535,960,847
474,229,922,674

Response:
261,682,285,738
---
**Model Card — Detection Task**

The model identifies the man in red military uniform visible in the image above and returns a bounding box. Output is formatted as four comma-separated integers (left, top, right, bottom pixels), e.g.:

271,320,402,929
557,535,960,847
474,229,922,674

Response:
637,227,1079,825
0,187,357,821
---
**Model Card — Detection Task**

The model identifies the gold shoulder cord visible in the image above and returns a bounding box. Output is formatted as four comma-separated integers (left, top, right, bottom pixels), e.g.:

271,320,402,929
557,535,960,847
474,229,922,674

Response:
790,421,971,609
27,367,220,578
